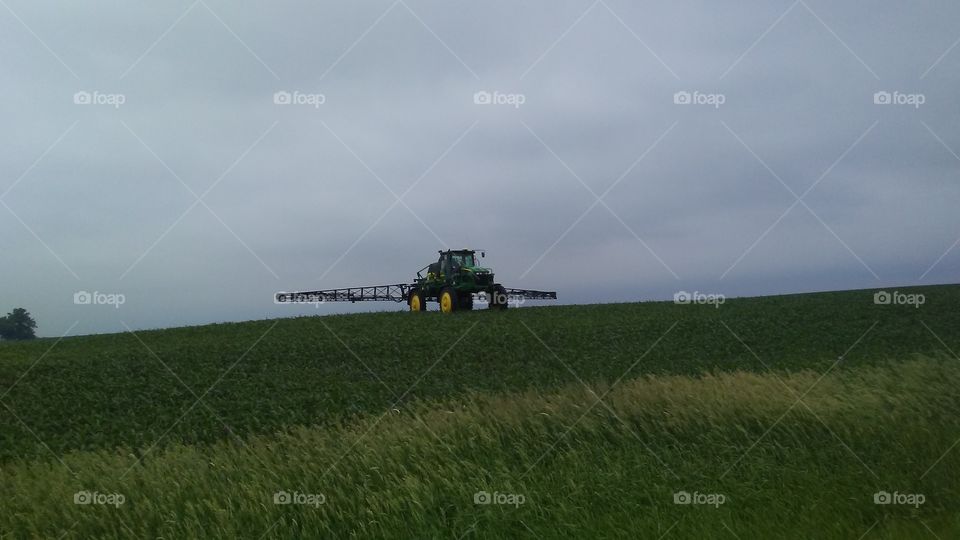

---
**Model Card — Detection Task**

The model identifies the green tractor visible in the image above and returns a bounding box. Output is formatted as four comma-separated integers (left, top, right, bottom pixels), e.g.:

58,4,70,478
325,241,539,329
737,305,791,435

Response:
409,249,505,312
276,249,556,313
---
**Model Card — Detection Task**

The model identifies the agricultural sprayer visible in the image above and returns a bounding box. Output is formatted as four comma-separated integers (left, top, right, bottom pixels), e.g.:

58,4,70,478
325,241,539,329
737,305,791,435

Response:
276,249,556,312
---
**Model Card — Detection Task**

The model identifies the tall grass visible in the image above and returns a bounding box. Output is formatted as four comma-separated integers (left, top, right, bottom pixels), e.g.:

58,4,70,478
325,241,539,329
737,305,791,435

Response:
2,356,958,539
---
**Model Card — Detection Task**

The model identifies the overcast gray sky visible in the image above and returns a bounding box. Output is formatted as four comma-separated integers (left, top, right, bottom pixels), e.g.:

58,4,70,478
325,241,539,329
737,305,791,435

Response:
1,0,958,336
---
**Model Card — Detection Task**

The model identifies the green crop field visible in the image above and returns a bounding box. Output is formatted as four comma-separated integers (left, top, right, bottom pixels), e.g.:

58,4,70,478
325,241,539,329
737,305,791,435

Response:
1,284,958,538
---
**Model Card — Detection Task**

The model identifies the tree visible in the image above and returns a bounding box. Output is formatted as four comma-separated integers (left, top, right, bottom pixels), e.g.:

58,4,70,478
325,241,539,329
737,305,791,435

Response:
0,308,37,341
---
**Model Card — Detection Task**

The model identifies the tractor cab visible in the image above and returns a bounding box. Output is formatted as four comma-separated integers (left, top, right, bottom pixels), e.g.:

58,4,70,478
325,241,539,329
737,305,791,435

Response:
440,249,477,275
432,249,493,285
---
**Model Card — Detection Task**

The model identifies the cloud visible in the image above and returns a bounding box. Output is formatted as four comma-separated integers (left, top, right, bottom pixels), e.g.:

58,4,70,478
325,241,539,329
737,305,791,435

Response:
1,0,959,335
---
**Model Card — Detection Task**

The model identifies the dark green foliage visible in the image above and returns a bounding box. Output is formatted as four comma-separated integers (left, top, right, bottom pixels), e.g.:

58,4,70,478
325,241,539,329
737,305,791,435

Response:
0,307,37,341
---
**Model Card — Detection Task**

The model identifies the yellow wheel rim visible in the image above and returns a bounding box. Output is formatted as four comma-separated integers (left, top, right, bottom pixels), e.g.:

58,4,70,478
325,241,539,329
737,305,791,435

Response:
440,292,453,313
410,295,421,311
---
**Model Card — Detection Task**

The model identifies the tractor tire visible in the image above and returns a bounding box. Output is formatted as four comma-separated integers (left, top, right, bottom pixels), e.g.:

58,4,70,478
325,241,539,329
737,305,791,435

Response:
460,293,474,311
489,285,508,310
439,287,458,313
408,290,426,312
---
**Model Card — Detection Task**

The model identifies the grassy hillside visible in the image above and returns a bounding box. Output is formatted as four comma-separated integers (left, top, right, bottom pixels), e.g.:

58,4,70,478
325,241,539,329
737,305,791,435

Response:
1,284,958,538
1,284,956,461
